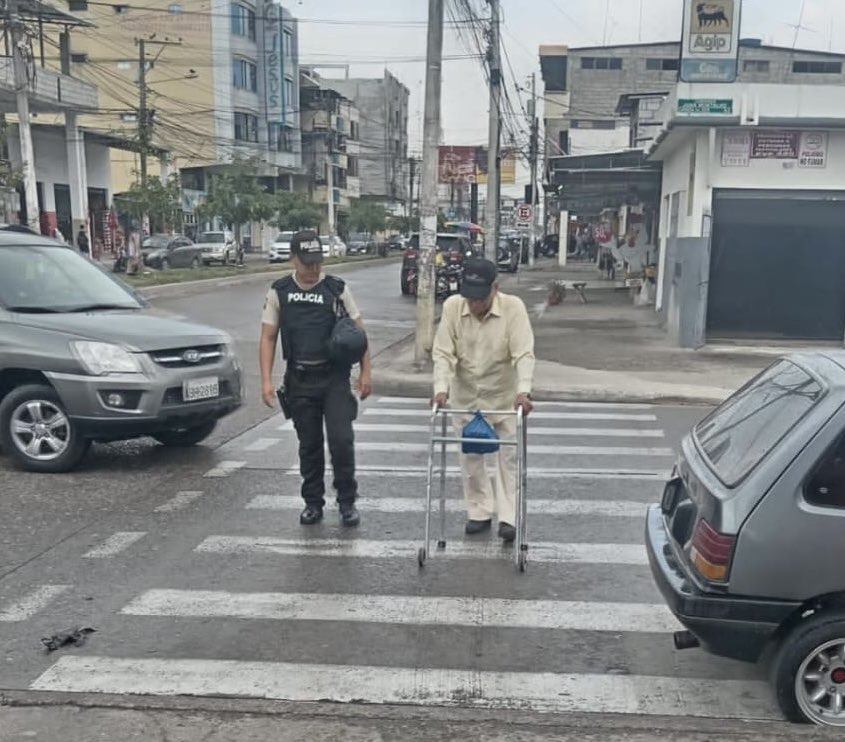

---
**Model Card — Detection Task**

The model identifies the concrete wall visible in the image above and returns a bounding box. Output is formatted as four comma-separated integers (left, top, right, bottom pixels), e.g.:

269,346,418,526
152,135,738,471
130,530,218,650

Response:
660,237,710,349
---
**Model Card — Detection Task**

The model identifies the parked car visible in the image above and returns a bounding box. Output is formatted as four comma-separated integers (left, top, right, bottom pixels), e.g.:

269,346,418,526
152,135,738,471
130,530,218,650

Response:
648,352,845,726
269,231,294,263
496,239,520,273
318,235,346,258
0,232,243,472
346,233,375,255
401,233,475,296
196,231,237,266
387,234,407,252
142,234,200,270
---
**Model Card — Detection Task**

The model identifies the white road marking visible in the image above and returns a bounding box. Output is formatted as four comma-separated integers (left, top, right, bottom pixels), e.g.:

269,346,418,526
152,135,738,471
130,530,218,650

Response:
276,420,293,432
83,532,147,559
284,465,669,480
195,536,647,565
365,409,658,422
155,491,205,513
203,460,246,478
30,656,779,720
354,423,664,438
355,442,673,457
243,438,283,452
247,495,647,518
375,397,653,411
122,589,680,632
0,585,71,622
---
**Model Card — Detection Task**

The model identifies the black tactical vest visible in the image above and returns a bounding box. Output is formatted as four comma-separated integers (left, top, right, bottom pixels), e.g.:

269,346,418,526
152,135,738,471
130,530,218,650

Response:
273,275,343,363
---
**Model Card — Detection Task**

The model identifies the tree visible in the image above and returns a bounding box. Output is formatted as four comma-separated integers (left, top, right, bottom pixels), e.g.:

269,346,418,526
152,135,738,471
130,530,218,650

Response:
272,190,322,232
196,160,274,240
387,215,419,235
120,173,182,233
348,200,387,234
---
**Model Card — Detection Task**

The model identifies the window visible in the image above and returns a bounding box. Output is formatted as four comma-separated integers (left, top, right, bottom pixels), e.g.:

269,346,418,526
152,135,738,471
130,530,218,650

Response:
806,434,845,509
167,3,183,13
233,58,257,92
233,112,258,143
283,29,293,59
646,58,679,71
270,123,293,152
284,77,294,107
347,156,359,177
230,4,256,41
793,60,842,74
68,0,88,10
695,360,824,487
743,59,770,73
113,4,128,13
349,120,359,141
70,52,89,63
557,130,569,154
581,57,622,70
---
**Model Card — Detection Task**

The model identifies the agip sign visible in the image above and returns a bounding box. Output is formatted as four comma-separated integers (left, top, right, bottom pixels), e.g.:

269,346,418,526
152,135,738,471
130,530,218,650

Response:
681,0,742,83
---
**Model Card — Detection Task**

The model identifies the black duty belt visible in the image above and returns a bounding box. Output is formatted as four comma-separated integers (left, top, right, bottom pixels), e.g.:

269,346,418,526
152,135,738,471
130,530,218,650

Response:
290,361,333,375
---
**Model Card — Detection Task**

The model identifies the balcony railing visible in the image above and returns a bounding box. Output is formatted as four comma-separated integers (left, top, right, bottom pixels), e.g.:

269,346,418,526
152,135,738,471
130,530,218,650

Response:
0,58,98,110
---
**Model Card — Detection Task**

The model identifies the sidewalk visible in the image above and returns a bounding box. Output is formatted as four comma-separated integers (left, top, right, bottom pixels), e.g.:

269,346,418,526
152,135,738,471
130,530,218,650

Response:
374,259,823,405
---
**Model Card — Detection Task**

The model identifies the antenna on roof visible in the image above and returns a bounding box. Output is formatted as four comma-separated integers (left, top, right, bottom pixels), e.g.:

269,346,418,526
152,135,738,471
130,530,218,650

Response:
786,0,814,49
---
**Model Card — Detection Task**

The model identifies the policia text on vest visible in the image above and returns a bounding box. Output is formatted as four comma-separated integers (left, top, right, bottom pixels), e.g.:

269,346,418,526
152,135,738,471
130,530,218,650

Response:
259,230,372,528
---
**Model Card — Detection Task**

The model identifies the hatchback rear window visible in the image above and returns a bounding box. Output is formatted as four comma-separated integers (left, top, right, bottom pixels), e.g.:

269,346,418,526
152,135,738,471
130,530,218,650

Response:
694,360,824,487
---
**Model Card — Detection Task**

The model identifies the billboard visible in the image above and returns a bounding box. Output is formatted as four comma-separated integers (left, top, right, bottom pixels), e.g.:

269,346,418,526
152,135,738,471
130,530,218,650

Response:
438,146,517,185
680,0,742,83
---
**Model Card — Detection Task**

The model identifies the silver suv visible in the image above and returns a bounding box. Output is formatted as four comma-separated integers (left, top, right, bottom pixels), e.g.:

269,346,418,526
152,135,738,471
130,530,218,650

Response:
0,232,243,472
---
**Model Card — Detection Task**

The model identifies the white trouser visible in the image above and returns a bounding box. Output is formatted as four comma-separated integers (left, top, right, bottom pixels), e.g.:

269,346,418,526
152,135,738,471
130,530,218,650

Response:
456,414,517,526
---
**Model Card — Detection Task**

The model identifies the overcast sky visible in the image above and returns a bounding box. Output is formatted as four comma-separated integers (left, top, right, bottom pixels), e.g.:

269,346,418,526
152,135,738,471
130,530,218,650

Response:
295,0,845,187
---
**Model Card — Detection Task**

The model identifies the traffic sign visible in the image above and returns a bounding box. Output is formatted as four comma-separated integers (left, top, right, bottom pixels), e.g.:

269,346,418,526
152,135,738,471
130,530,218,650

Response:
515,204,532,224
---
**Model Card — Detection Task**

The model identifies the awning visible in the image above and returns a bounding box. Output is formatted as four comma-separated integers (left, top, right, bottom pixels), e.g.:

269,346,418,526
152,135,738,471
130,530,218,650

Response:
16,0,94,27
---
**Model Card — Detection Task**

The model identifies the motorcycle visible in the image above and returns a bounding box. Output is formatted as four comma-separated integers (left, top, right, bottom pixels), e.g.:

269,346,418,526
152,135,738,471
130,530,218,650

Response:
497,243,519,273
112,247,128,273
435,262,462,301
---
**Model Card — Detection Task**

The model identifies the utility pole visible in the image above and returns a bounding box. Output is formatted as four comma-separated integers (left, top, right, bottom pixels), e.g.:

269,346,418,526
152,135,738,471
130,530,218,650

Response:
527,72,539,267
326,133,336,236
414,0,443,365
9,0,39,232
483,0,501,261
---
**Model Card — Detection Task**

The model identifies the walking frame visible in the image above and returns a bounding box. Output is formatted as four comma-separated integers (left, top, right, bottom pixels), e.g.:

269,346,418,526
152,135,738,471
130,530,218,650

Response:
417,405,529,572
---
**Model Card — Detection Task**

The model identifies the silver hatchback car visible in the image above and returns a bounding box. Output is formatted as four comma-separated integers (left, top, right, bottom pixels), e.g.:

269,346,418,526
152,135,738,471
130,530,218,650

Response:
0,232,243,473
648,352,845,726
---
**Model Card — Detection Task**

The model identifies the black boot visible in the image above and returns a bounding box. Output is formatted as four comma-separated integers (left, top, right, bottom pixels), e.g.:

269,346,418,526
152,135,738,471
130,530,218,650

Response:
465,519,492,535
300,504,324,525
339,502,360,527
498,522,516,542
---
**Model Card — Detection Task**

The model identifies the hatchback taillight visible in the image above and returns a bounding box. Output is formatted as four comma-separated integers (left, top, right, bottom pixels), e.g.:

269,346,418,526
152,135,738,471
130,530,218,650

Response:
404,249,418,259
690,518,735,583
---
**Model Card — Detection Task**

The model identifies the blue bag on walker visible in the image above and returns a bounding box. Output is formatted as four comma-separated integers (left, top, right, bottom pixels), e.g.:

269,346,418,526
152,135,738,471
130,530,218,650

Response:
462,411,499,455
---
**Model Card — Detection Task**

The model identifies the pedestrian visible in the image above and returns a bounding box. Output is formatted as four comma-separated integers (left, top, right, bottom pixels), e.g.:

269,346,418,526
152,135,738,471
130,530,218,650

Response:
77,226,89,256
431,258,535,542
259,230,372,527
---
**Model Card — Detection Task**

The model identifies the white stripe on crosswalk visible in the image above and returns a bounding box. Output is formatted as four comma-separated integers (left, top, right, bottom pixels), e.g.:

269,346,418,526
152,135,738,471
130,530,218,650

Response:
246,495,647,518
155,491,205,513
376,396,654,411
83,532,146,559
285,465,669,480
242,438,283,452
366,408,658,422
354,423,665,438
355,442,674,457
121,589,679,632
195,536,647,565
0,584,71,622
203,461,246,478
30,656,779,720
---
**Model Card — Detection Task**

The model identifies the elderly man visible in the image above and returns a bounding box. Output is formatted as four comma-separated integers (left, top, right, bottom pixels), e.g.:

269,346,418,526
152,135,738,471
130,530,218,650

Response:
432,258,535,542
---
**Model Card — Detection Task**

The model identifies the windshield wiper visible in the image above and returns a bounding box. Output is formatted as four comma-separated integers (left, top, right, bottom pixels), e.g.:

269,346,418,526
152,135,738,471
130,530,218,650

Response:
5,306,62,313
64,303,139,313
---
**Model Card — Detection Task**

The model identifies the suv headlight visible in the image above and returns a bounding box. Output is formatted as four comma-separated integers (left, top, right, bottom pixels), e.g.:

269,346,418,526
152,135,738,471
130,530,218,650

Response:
71,341,142,375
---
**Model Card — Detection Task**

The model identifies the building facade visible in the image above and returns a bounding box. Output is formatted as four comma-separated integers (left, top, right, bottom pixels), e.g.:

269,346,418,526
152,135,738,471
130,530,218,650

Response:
68,0,302,191
323,70,409,214
298,69,360,236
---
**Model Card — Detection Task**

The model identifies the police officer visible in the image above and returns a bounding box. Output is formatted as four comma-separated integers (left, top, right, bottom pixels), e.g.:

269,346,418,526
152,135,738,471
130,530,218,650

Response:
259,230,372,527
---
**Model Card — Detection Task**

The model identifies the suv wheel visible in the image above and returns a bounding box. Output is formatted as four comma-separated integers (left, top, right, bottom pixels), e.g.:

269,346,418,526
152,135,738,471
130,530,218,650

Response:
153,420,217,447
0,384,90,472
773,611,845,725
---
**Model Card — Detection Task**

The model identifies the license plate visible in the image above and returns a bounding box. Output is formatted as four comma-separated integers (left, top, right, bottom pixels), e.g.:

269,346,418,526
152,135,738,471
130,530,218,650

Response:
661,478,681,513
449,281,458,291
183,376,219,402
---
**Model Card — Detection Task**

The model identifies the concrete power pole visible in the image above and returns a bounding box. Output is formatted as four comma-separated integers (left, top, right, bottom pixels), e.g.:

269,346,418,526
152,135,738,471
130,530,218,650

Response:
483,0,501,261
326,134,336,236
527,72,539,268
9,0,39,232
414,0,444,365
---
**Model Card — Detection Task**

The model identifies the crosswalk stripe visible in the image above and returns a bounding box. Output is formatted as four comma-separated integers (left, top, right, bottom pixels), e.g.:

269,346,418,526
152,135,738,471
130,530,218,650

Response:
155,491,205,513
354,423,665,438
242,438,283,452
195,536,647,565
366,409,658,422
0,585,71,622
121,589,680,632
285,466,669,480
30,656,779,719
375,397,654,411
82,532,147,559
246,495,647,518
204,460,246,478
355,442,674,457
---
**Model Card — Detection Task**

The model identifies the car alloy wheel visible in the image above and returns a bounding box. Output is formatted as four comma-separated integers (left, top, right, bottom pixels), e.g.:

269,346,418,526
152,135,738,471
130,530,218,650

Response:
10,399,70,461
796,638,845,725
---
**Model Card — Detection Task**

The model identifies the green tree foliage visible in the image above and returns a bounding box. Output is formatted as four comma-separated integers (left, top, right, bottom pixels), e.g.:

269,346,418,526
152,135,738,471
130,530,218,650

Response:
121,174,182,232
272,190,322,231
348,200,387,234
196,160,274,237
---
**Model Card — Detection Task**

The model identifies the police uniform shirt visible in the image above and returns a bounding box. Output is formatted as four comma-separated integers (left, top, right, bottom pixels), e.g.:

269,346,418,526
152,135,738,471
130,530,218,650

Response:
261,273,362,330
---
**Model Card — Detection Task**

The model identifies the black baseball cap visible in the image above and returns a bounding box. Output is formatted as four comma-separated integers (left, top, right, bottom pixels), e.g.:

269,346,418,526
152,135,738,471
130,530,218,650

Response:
460,258,498,300
290,230,323,265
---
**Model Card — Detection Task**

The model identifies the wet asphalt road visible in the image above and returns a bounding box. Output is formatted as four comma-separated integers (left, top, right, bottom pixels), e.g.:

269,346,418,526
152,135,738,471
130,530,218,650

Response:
0,260,787,735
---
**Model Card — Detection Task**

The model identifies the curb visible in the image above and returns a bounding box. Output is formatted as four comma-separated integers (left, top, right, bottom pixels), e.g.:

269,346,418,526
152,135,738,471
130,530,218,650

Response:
136,256,401,299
